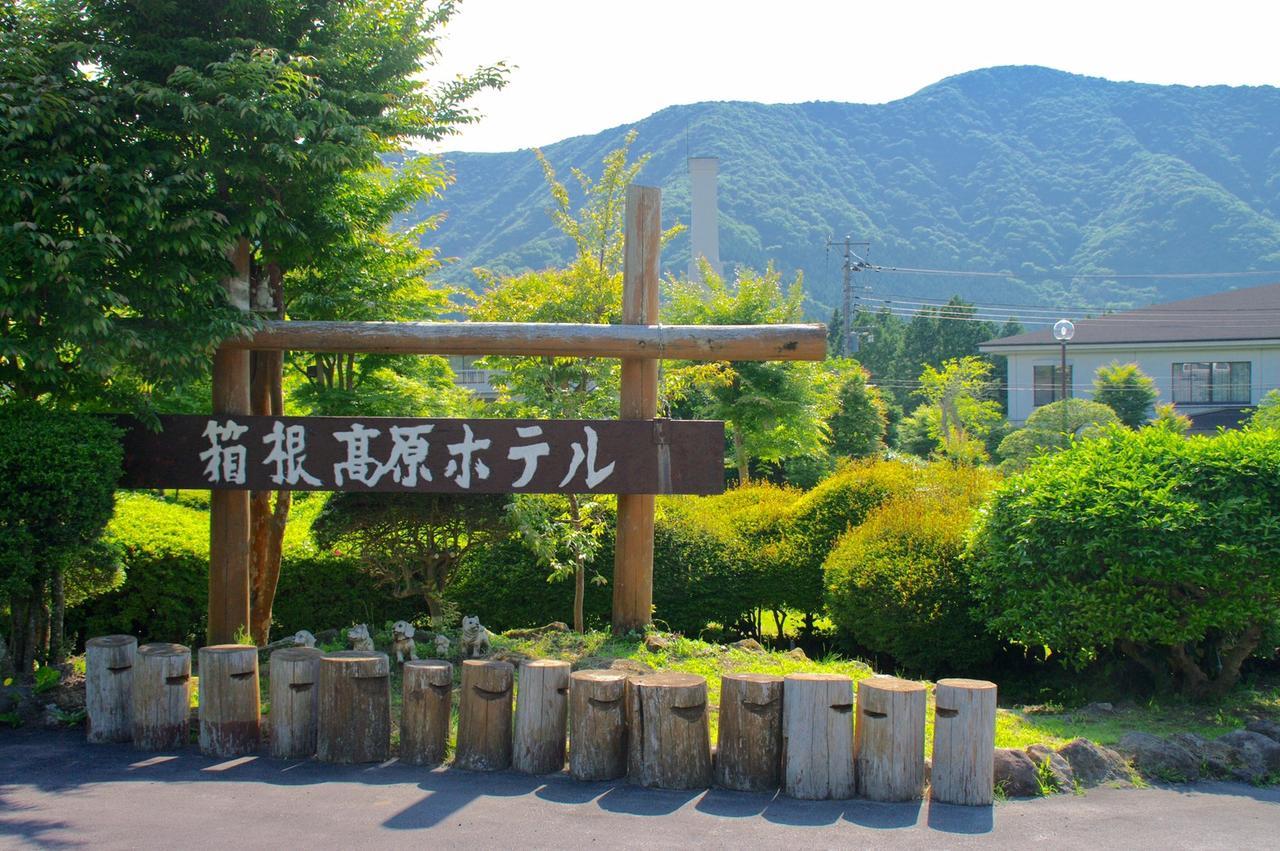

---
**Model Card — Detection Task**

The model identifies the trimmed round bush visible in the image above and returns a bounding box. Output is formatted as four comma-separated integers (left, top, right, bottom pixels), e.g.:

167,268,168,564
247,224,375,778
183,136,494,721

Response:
824,488,997,675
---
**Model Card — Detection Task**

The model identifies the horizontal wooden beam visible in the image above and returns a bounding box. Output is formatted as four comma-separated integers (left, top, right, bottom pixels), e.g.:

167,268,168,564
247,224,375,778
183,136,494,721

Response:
220,321,827,362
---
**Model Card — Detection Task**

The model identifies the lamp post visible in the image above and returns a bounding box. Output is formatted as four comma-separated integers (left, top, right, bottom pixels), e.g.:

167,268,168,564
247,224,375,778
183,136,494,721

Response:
1053,319,1075,436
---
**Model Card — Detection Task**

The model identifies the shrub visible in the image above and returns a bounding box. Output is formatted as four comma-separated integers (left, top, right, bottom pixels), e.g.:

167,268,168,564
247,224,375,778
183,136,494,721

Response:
0,407,122,669
1092,362,1158,428
1248,389,1280,431
824,485,997,674
967,426,1280,699
997,399,1119,471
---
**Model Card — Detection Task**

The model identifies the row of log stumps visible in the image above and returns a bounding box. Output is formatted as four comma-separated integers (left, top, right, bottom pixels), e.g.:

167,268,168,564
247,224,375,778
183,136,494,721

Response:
86,635,997,805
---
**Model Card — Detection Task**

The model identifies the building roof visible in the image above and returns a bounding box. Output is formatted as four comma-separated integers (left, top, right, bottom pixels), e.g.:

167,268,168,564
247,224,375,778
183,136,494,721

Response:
980,282,1280,348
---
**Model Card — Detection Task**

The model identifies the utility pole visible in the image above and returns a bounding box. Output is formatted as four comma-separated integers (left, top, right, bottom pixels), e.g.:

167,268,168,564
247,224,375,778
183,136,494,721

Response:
827,236,870,355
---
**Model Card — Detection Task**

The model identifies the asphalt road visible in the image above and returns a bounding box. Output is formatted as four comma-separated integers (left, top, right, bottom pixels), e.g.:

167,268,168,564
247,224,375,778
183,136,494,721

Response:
2,729,1277,849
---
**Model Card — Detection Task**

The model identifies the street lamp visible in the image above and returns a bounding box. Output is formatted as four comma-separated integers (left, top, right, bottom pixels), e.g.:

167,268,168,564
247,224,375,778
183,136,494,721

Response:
1053,318,1075,405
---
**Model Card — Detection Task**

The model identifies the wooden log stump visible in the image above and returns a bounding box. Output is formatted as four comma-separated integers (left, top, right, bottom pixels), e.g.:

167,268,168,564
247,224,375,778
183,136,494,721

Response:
931,678,998,806
626,672,712,789
316,651,390,764
782,673,854,799
268,647,322,760
854,675,928,802
455,659,514,771
569,670,628,782
513,659,570,774
85,635,137,744
716,673,784,792
132,643,191,751
401,660,453,767
198,644,260,757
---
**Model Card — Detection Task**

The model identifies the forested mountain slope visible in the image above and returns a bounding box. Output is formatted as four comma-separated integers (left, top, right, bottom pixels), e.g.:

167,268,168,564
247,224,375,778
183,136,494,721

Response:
414,66,1280,316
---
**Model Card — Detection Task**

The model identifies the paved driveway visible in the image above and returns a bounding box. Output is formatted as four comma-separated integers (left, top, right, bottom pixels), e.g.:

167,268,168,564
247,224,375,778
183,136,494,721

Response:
2,730,1277,849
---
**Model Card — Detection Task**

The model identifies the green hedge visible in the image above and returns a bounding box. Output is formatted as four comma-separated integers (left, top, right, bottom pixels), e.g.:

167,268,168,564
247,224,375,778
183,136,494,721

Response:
967,426,1280,698
67,493,412,647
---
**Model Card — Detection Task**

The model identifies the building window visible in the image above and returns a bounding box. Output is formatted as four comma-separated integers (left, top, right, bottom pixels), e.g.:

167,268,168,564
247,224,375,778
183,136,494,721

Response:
1172,361,1251,404
1033,365,1072,407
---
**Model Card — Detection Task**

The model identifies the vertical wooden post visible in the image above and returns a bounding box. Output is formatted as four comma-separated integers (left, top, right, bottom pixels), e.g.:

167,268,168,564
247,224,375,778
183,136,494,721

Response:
209,237,252,645
613,185,661,634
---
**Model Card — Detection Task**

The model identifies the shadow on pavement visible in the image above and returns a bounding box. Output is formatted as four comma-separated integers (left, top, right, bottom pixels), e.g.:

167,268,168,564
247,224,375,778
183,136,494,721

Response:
925,800,994,834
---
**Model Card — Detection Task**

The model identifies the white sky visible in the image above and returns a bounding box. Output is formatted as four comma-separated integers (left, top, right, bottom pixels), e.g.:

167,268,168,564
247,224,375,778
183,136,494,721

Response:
425,0,1279,153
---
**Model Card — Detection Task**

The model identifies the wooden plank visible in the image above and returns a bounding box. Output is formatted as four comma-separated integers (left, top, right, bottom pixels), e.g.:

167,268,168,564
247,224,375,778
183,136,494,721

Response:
613,185,662,635
117,415,725,496
220,320,826,362
209,238,252,646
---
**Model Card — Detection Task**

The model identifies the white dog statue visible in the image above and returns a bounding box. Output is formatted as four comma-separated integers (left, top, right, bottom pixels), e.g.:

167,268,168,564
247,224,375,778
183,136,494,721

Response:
392,620,418,663
291,629,317,648
460,616,491,659
347,623,374,652
434,634,451,658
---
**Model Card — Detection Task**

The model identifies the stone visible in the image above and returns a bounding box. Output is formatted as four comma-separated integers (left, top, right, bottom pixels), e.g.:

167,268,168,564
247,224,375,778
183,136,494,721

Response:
42,703,65,729
1056,738,1132,787
1217,730,1280,775
489,648,532,665
784,647,808,662
1026,744,1075,792
993,748,1041,798
730,638,764,653
1080,701,1115,716
574,656,654,677
1170,733,1233,779
643,634,671,652
1117,732,1200,783
1245,719,1280,744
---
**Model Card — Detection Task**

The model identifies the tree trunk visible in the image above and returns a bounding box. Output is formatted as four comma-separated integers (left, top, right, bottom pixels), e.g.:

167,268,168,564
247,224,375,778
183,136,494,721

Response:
85,635,137,744
316,651,391,764
931,678,997,806
732,425,749,484
268,647,322,759
781,673,854,800
401,660,453,766
132,643,191,751
249,332,289,646
716,673,784,792
197,644,260,758
569,670,628,782
626,672,713,789
512,659,570,774
568,494,585,633
50,565,65,665
455,659,515,771
854,676,927,802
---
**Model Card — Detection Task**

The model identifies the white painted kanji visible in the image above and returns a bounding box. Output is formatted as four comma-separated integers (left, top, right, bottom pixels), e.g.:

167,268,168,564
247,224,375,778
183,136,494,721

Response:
333,423,383,486
377,424,435,486
261,421,322,486
199,419,249,484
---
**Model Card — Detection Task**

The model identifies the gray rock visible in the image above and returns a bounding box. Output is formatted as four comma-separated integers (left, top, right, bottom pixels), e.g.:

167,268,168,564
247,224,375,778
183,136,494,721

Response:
784,647,808,662
1245,719,1280,744
1217,730,1280,775
643,633,671,652
1026,743,1075,792
994,748,1042,797
1080,701,1115,716
1117,732,1200,783
731,638,765,653
1057,738,1132,787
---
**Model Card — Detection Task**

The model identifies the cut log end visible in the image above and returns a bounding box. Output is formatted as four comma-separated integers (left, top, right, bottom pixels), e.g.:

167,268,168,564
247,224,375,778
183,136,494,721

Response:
855,676,927,802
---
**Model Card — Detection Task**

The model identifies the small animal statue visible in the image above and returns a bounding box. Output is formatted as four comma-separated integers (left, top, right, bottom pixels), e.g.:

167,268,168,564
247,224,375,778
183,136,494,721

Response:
460,615,492,659
347,623,374,652
434,634,451,658
291,629,317,649
391,620,418,663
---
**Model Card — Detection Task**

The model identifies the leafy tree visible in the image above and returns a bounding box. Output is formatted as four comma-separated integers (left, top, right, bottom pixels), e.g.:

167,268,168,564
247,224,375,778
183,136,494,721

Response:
0,406,121,671
312,492,509,619
0,1,246,408
825,360,887,458
467,132,677,631
1247,389,1280,431
968,426,1280,699
914,357,1004,464
86,0,505,643
1092,362,1159,427
666,264,836,482
996,398,1119,471
1150,402,1193,434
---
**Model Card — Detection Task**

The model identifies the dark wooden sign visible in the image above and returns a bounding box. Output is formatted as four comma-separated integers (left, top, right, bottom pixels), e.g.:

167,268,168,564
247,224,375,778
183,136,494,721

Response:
118,415,725,495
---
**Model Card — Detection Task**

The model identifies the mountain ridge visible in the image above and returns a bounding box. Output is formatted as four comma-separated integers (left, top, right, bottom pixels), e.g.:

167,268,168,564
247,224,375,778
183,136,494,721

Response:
413,65,1280,319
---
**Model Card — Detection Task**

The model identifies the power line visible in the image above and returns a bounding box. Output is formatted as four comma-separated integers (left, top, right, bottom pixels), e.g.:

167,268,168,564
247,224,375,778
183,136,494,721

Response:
860,289,1280,317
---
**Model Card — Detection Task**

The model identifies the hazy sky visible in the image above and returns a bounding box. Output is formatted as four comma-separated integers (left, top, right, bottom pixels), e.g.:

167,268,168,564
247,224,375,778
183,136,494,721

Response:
426,0,1278,153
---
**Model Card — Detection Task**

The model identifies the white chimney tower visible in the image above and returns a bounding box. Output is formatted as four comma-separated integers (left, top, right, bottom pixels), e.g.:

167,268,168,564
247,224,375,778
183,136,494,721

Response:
688,157,723,282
